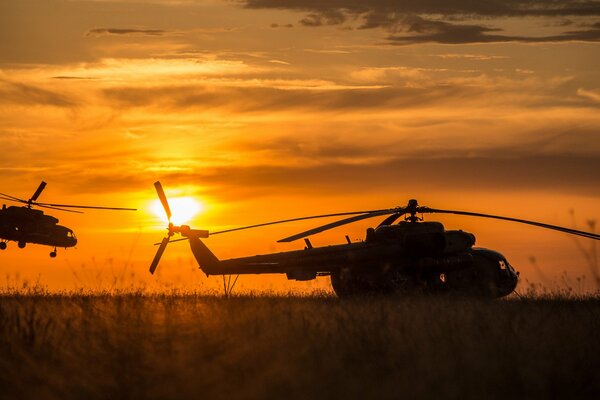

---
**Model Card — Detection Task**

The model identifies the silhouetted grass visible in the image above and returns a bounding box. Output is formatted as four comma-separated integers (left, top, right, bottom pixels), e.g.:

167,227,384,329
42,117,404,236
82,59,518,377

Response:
1,293,600,399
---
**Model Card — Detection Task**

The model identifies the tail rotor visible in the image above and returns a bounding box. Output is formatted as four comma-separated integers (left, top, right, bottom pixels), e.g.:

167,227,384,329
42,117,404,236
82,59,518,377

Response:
149,236,169,274
149,181,174,274
149,181,209,274
154,181,172,222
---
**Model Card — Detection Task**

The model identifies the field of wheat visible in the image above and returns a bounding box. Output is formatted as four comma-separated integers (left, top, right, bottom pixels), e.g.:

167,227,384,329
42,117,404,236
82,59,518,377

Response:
1,292,599,399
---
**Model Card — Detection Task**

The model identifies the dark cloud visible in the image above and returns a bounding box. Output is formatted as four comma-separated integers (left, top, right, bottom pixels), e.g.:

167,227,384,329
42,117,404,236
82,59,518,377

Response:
548,19,575,27
232,128,600,169
86,28,165,37
243,1,600,18
205,156,600,197
43,155,600,199
387,16,600,44
52,76,98,80
235,136,379,159
0,79,76,107
300,10,346,27
243,0,600,43
7,153,595,201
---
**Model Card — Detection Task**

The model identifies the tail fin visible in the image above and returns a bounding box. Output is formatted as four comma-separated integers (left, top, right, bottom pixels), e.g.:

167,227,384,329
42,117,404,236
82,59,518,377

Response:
188,236,220,275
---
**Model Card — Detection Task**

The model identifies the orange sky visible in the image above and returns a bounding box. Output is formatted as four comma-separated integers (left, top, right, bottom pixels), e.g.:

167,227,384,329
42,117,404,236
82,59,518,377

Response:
0,0,599,293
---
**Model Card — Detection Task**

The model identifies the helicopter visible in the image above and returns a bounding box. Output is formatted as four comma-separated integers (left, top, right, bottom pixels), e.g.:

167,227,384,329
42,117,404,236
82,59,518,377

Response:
0,181,136,257
149,182,600,298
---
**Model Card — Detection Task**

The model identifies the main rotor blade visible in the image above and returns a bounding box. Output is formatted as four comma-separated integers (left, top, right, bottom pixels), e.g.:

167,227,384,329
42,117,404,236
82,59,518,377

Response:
30,181,47,202
377,212,404,227
149,236,169,274
154,181,172,221
0,191,135,211
423,208,600,240
210,209,387,236
37,204,83,214
34,202,136,211
278,209,402,243
0,192,27,203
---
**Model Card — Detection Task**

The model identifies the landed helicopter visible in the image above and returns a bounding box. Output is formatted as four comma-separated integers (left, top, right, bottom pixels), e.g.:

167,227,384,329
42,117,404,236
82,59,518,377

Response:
149,182,600,298
0,181,136,257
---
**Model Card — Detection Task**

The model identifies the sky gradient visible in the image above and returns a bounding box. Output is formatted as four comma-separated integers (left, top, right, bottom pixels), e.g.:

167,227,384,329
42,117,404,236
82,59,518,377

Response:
1,0,599,292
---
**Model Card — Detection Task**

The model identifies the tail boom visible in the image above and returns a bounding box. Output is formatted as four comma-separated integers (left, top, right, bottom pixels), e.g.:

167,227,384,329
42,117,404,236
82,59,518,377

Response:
188,236,220,275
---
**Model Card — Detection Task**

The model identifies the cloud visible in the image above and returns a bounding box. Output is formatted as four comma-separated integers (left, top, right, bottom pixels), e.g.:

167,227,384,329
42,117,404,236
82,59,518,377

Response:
0,79,76,108
387,16,600,45
43,155,600,199
349,66,431,83
96,68,598,113
243,1,600,18
206,155,600,197
86,28,166,37
300,10,346,27
268,59,291,65
7,149,595,200
577,88,600,102
101,83,482,113
52,76,98,80
243,0,600,44
433,54,509,61
232,126,600,163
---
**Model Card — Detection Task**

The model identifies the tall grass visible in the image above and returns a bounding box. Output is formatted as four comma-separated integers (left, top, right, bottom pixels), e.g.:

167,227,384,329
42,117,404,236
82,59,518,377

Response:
1,293,599,399
569,210,599,289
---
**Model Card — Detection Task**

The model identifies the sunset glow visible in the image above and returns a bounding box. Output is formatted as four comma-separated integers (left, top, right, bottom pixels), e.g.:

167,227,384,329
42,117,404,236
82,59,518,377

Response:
150,197,203,226
0,0,598,292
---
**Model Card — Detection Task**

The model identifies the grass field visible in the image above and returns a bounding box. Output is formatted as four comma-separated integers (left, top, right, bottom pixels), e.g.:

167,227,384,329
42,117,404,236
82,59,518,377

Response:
1,293,600,399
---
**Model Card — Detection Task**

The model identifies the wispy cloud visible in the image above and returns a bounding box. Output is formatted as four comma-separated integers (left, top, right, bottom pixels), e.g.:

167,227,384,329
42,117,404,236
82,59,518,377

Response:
577,88,600,102
101,84,469,113
86,28,167,37
96,71,596,114
0,79,76,107
433,54,509,61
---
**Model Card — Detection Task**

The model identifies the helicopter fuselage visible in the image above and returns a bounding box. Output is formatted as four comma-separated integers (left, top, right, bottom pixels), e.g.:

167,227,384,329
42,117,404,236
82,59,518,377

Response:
185,221,519,298
0,205,77,251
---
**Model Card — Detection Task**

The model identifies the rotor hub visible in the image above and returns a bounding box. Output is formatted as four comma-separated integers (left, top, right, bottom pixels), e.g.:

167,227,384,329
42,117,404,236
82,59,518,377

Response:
406,199,421,223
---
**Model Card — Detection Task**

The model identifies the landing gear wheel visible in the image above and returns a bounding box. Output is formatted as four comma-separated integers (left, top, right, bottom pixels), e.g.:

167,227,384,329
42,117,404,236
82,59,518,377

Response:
0,242,6,250
18,242,26,249
50,249,57,258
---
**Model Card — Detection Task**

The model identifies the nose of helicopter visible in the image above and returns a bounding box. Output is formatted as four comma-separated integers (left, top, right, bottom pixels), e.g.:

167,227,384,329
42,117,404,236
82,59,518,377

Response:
498,265,519,296
66,230,77,247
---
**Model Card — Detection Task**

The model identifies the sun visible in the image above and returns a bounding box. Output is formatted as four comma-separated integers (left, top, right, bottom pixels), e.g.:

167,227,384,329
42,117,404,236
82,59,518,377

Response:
151,197,203,225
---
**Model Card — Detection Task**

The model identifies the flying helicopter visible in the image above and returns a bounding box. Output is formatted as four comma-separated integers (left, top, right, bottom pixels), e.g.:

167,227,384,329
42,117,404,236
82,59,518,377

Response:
149,181,600,298
0,181,136,257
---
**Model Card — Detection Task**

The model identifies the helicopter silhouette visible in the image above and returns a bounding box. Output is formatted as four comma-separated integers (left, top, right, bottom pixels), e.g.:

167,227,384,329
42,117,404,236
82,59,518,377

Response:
0,181,136,257
149,182,600,298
